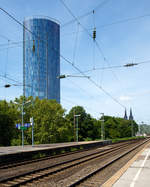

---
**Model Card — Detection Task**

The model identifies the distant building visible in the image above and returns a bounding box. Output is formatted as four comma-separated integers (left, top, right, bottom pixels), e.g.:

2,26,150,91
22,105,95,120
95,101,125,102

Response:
23,16,60,103
124,109,128,120
129,108,134,120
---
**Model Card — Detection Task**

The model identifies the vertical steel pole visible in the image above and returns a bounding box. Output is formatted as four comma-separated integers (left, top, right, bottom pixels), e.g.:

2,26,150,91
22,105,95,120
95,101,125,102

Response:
22,21,25,148
32,117,34,147
76,116,78,142
22,102,24,147
74,110,76,142
101,113,104,140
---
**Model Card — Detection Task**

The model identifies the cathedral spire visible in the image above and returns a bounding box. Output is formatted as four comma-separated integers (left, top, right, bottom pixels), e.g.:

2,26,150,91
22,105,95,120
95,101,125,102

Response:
124,108,128,120
129,108,133,120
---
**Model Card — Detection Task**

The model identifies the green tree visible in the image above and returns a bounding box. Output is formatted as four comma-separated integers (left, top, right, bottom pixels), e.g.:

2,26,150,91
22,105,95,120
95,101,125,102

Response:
30,98,72,144
66,106,96,141
0,100,18,146
11,96,73,145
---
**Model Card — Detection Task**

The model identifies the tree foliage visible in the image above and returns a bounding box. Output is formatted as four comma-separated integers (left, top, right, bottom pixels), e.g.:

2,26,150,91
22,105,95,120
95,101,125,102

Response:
0,97,139,146
0,100,18,146
140,124,150,135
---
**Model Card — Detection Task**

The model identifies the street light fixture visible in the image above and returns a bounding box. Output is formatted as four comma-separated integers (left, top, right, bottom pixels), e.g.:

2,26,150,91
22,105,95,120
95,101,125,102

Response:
57,74,90,79
4,84,31,88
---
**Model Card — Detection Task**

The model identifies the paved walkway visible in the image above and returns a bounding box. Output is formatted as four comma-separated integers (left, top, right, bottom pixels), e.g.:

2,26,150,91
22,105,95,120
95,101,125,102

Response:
103,143,150,187
0,140,109,156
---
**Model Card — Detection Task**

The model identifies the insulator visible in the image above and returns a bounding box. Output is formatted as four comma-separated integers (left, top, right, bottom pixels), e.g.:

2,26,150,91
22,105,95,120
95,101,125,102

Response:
4,84,11,88
93,28,96,40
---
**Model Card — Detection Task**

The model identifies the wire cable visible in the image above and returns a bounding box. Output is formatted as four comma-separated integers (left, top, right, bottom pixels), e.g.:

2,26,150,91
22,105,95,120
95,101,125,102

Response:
0,45,22,52
0,6,126,109
0,73,22,85
97,14,150,29
59,1,126,109
60,0,107,62
60,54,126,109
72,60,150,74
0,34,10,41
61,13,150,37
66,78,95,99
0,40,24,47
72,23,79,65
61,0,111,28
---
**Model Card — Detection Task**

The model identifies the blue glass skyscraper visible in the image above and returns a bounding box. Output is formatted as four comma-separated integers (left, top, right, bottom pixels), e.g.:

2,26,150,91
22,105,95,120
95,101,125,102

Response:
23,16,60,103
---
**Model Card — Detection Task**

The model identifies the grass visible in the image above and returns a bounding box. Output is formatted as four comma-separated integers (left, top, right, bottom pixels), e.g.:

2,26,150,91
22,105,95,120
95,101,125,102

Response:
111,136,145,143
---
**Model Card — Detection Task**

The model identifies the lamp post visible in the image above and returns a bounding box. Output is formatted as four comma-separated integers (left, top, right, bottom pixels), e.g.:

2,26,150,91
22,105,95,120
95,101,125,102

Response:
4,84,33,147
100,113,105,140
58,74,89,142
74,114,81,142
15,99,31,147
4,84,35,147
30,117,34,147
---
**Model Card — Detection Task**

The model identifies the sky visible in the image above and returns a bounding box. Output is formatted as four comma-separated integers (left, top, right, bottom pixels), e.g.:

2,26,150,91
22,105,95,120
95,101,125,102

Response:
0,0,150,124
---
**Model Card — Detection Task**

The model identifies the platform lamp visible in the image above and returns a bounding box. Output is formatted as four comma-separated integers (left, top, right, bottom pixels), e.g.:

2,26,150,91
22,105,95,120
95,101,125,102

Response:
4,83,33,147
58,74,90,142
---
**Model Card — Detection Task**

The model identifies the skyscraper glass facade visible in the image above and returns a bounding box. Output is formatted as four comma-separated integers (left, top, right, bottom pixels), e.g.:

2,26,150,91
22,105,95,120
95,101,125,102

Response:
23,17,60,103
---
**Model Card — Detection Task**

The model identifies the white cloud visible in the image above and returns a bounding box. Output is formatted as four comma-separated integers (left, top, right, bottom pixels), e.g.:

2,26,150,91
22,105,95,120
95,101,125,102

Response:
119,96,132,101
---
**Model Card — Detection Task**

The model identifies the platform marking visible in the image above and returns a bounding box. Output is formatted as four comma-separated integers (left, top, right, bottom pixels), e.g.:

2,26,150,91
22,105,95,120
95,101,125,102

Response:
102,142,150,187
130,148,150,187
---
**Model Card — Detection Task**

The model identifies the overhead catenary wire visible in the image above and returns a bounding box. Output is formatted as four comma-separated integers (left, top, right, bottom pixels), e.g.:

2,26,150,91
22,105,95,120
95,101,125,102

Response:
60,54,126,109
60,0,121,90
60,0,107,61
61,97,98,116
72,23,79,65
92,10,96,70
0,45,22,52
0,73,22,85
61,13,150,37
0,40,25,47
97,14,150,29
0,34,10,41
0,6,126,109
4,40,10,86
61,0,111,28
63,1,129,94
59,1,126,109
66,78,95,99
72,60,150,74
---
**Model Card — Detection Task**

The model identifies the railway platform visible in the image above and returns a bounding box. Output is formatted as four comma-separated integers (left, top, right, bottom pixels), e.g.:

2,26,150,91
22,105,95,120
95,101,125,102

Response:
0,140,111,156
0,140,111,164
103,142,150,187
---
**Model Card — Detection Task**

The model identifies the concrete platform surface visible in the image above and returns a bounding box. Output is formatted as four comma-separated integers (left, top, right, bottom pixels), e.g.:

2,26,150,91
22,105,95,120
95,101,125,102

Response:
0,140,110,156
113,144,150,187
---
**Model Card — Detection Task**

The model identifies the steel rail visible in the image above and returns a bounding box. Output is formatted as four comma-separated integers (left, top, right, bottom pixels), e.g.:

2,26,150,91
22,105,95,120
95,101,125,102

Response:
0,140,143,186
68,138,150,187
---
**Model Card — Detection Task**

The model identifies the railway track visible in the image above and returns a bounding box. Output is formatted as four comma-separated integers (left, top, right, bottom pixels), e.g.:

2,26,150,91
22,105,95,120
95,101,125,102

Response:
0,140,138,170
69,138,150,187
0,146,96,170
0,138,148,186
